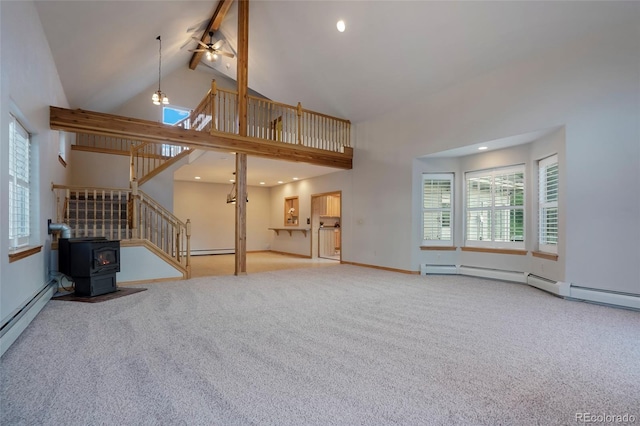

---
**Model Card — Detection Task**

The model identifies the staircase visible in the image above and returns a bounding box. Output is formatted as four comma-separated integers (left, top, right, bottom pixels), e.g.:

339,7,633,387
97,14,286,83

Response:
52,184,191,279
130,141,191,185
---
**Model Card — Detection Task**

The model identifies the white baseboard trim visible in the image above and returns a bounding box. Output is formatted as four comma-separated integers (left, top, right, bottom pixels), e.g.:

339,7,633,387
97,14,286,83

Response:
0,281,57,357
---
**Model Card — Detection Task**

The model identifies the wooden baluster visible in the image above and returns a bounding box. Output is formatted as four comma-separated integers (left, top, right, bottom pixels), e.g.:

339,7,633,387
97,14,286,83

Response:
211,80,217,132
101,190,105,237
92,189,97,237
130,145,135,183
297,102,302,145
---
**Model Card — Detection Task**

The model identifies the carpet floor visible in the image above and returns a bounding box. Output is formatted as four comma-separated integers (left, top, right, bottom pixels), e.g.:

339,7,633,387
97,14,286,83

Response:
1,265,638,425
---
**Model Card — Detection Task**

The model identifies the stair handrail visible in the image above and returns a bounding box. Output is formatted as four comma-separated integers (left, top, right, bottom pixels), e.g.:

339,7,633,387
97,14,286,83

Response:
52,183,191,278
130,140,191,185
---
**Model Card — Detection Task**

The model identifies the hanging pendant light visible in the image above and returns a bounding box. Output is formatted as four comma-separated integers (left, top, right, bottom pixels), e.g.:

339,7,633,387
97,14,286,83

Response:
226,172,248,204
152,35,169,106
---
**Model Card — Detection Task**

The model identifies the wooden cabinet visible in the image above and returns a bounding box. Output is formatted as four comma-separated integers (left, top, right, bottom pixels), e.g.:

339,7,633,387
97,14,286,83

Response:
284,196,299,226
318,195,340,217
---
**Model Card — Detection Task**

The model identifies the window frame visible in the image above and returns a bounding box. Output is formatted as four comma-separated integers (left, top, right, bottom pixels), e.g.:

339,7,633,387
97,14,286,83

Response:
421,173,454,247
538,154,558,254
464,164,526,249
8,113,32,249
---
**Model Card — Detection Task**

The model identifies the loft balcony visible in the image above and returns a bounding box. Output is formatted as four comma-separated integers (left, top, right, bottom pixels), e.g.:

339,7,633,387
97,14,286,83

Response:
50,80,352,170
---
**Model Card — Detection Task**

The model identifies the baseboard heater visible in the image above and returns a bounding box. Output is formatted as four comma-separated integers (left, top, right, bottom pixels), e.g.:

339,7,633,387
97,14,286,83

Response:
0,279,58,357
458,266,527,283
567,286,640,310
421,265,638,310
420,264,458,275
191,248,234,256
526,274,570,297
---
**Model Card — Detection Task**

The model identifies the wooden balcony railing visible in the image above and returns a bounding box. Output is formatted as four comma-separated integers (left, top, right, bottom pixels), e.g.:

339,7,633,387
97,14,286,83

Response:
185,80,351,153
130,141,190,185
75,133,143,155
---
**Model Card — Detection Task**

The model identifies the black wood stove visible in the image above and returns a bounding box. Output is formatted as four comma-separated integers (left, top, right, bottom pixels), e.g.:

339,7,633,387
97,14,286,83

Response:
58,237,121,297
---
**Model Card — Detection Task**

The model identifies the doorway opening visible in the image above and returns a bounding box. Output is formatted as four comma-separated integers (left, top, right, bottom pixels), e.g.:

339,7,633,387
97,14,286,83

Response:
311,191,341,261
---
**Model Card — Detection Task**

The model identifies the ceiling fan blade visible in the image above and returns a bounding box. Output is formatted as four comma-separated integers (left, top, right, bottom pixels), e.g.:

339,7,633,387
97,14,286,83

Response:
188,49,207,53
211,40,225,51
191,37,210,49
218,51,235,59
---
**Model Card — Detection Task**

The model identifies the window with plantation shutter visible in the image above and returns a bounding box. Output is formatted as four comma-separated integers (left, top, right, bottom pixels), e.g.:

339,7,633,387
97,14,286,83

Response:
465,165,525,248
9,114,31,249
422,173,453,245
538,155,558,254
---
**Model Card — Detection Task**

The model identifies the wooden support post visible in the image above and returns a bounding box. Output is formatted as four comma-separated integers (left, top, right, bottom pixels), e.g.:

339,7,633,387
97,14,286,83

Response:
235,0,249,275
186,219,192,278
235,153,247,275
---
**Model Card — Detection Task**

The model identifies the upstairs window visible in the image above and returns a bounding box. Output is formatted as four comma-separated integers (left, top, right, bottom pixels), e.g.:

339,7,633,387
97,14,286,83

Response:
538,155,558,253
422,173,453,245
9,114,31,248
465,165,525,249
162,105,190,126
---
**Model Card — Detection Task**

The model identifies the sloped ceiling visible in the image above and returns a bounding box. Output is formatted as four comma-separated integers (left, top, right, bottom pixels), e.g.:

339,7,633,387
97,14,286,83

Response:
36,1,635,121
35,1,636,184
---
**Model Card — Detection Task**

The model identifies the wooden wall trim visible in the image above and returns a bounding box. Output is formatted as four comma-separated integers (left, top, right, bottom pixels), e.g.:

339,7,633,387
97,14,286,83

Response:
420,246,457,251
461,247,528,256
532,251,559,261
71,145,130,156
8,245,43,263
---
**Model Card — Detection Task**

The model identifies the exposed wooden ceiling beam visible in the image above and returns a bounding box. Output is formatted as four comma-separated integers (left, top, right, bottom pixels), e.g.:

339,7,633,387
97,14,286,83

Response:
50,107,353,169
189,0,235,70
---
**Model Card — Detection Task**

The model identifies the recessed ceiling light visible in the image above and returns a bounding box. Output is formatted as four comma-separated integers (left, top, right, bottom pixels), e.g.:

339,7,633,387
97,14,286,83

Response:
277,181,284,184
478,146,488,151
259,182,265,185
337,20,346,32
293,177,299,180
194,176,201,180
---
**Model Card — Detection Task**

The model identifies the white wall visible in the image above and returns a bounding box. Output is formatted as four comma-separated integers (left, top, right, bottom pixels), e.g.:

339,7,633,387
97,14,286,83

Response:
69,150,130,188
352,22,639,294
118,246,183,282
173,180,272,254
269,171,351,257
0,1,70,323
114,66,263,121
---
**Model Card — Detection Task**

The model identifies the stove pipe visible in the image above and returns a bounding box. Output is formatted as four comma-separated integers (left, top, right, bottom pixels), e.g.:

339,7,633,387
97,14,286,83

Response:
48,220,72,239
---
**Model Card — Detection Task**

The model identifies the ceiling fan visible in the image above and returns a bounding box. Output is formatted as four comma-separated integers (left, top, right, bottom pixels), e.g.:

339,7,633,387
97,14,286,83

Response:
189,31,235,61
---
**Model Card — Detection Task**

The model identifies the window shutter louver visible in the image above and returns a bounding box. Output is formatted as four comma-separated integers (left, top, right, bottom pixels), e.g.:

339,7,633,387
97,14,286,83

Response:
422,174,453,244
465,165,525,248
538,155,558,253
9,114,31,248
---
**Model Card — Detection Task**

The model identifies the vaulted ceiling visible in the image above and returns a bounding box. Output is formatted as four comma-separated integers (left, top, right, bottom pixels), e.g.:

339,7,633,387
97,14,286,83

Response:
35,1,635,185
36,1,634,122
